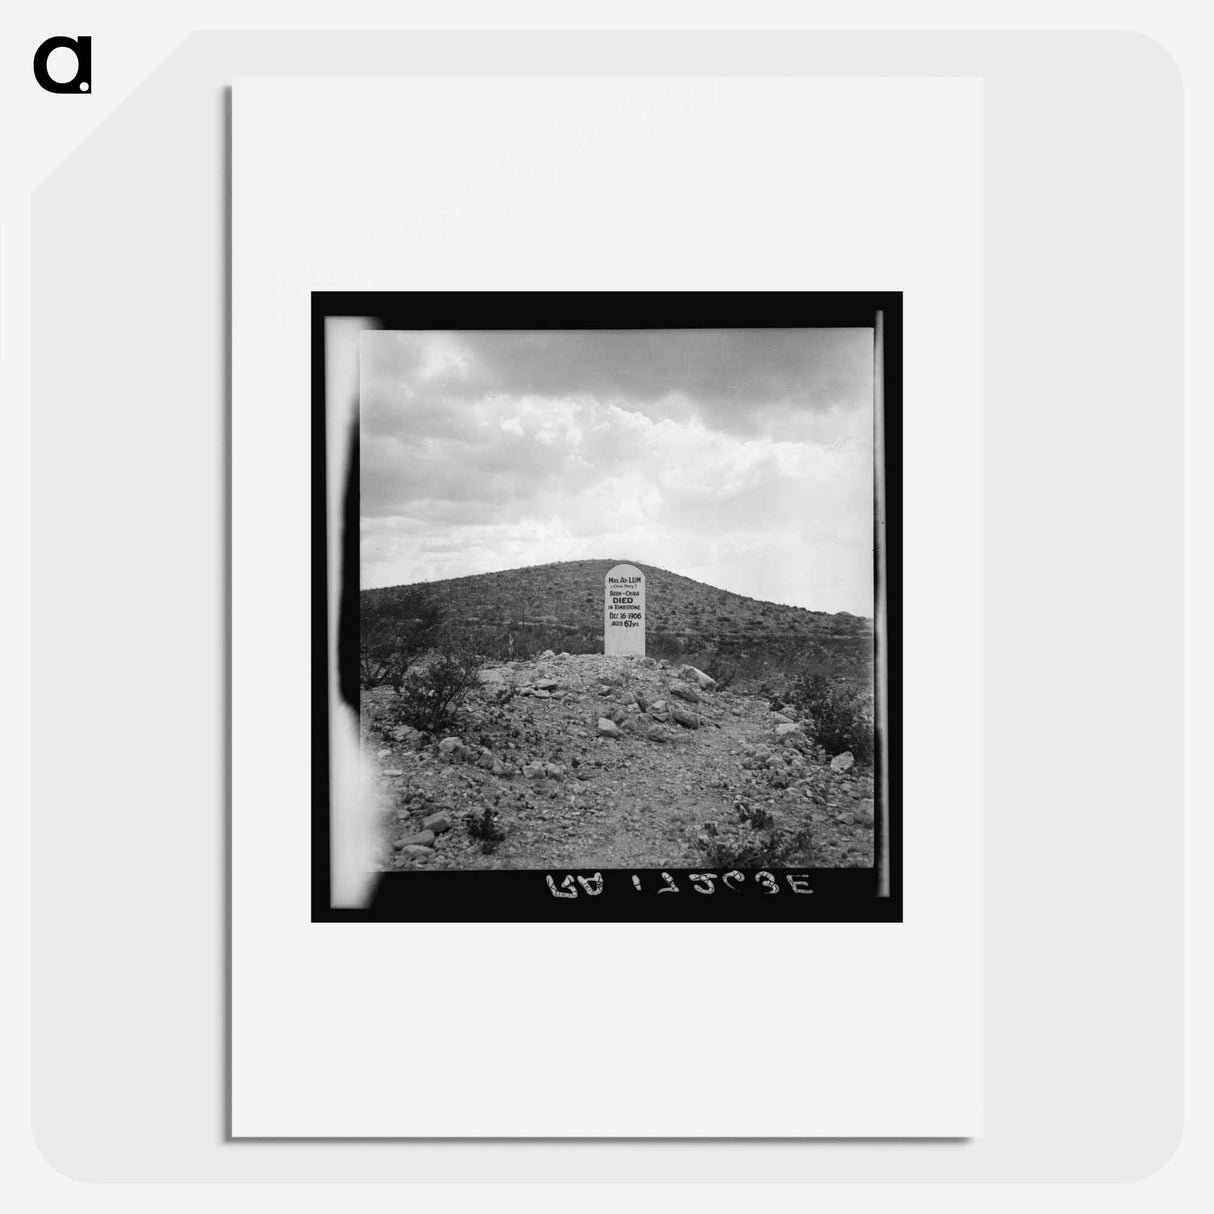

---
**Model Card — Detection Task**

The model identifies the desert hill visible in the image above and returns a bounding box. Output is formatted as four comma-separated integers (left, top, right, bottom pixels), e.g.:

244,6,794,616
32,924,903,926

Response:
362,559,872,686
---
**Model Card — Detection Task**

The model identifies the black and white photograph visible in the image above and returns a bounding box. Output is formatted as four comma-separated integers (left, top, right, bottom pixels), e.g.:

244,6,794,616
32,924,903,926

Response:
315,292,901,922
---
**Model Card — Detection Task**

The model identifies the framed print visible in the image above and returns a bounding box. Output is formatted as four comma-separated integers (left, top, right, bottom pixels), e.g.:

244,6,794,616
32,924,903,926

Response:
313,292,902,923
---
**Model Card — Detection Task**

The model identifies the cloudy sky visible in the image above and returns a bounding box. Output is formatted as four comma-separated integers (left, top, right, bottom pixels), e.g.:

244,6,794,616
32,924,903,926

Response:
359,327,875,614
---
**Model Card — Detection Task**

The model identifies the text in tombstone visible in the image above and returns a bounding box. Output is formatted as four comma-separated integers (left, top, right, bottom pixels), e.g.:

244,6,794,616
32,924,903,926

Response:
604,564,646,657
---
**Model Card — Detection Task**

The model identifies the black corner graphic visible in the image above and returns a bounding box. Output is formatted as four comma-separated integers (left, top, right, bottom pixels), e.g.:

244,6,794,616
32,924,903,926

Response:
33,36,91,94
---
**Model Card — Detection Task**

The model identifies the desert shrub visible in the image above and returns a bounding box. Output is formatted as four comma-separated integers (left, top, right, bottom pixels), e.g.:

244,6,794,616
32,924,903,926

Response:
697,824,815,870
360,589,445,690
393,637,483,733
466,807,506,855
705,652,743,691
790,674,875,765
647,631,686,661
736,801,774,830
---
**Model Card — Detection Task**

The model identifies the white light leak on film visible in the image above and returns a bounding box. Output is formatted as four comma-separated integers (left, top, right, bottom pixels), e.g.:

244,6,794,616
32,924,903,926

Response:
603,563,646,656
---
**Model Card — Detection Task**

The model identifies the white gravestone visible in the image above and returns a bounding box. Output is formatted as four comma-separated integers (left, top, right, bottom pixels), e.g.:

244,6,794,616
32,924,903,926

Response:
604,564,646,657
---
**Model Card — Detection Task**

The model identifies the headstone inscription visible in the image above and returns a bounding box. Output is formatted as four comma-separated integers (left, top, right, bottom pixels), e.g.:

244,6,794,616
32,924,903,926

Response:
603,564,646,657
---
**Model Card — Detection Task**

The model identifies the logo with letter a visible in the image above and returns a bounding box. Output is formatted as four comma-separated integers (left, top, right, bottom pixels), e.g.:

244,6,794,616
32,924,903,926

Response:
33,36,91,94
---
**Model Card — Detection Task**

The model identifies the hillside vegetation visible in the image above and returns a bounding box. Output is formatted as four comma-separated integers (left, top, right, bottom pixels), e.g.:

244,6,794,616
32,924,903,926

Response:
362,559,872,690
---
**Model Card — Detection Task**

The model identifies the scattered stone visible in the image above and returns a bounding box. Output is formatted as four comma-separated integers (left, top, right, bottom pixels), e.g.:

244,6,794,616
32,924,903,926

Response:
646,726,670,742
669,681,701,704
394,830,435,849
438,737,462,754
830,752,856,773
597,718,623,739
771,712,793,724
531,688,551,699
534,679,560,691
523,761,546,779
422,811,453,833
478,668,507,685
671,708,701,729
398,845,435,860
381,768,405,777
544,763,565,778
376,748,391,759
540,649,556,659
678,665,718,691
775,722,800,738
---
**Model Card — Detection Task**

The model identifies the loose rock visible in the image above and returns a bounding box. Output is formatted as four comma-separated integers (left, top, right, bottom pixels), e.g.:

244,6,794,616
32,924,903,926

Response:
395,830,436,849
669,681,701,704
678,665,718,692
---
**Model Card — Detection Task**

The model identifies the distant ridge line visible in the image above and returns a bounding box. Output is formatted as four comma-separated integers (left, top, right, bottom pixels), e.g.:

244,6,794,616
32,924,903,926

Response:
361,559,872,627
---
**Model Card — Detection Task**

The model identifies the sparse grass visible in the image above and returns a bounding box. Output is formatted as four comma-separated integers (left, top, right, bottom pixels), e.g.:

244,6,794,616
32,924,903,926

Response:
697,824,815,870
466,806,506,854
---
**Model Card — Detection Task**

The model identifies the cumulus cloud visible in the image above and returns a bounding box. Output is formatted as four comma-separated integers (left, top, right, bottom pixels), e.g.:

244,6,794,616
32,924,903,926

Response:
358,327,875,614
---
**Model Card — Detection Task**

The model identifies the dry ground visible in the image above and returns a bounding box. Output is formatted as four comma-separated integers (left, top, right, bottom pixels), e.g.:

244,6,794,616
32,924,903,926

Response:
361,652,876,872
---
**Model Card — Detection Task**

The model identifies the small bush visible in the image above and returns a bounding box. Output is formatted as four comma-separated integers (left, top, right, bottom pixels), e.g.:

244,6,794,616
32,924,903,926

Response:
707,654,743,691
790,674,875,765
393,638,482,733
697,824,814,870
736,801,774,830
360,589,445,690
466,807,506,855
